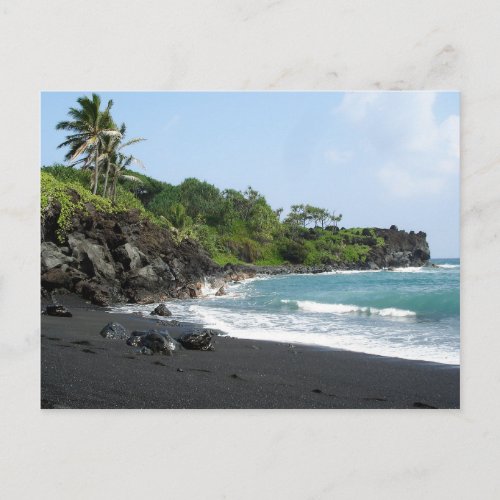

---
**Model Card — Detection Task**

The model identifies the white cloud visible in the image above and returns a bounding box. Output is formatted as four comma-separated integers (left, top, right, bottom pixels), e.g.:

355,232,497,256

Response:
335,92,459,198
335,93,380,122
377,163,446,198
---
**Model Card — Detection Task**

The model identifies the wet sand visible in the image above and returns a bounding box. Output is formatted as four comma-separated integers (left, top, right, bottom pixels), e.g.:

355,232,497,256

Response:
41,296,459,409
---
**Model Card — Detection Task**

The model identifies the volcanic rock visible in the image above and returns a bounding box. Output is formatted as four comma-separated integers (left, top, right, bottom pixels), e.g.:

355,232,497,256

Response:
100,322,128,340
179,329,215,351
45,305,72,317
150,303,172,317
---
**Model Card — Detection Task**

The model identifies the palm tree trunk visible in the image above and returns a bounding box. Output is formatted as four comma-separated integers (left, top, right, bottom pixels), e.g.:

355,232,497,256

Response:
93,144,99,195
103,160,110,198
112,177,118,203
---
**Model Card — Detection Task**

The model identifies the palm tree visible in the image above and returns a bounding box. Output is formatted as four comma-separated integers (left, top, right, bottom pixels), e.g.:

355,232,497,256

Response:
98,123,146,199
99,123,146,196
108,152,145,202
56,94,121,194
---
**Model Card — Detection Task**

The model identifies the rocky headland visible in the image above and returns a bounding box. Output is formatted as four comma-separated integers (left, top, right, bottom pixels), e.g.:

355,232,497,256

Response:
41,201,430,306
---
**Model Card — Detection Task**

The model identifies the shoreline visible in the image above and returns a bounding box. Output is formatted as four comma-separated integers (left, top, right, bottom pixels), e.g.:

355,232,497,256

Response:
218,260,438,282
109,302,459,367
110,263,459,367
41,295,460,409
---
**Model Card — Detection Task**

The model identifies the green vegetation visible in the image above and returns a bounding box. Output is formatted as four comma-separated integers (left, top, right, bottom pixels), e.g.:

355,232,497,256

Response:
42,93,384,266
41,164,382,265
41,169,145,242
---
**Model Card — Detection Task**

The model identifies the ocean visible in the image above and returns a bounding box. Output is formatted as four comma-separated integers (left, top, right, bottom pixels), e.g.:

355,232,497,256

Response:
111,258,460,365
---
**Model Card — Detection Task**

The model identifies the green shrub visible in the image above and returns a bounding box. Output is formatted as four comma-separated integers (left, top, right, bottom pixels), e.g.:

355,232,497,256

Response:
42,164,91,187
278,239,307,264
42,171,116,242
41,170,153,242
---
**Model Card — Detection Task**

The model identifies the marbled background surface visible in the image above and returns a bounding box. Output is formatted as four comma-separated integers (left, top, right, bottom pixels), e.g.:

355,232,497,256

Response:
1,0,499,498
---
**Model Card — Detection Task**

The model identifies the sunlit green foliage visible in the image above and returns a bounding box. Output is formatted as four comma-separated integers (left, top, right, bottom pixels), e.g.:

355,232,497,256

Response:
41,165,384,265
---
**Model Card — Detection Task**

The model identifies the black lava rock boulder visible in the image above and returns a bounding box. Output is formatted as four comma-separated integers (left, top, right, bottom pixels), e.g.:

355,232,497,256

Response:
178,329,215,351
45,305,72,317
150,303,172,317
100,322,128,340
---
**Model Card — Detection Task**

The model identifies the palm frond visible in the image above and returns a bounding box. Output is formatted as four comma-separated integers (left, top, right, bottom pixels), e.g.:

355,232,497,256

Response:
97,153,109,163
128,156,146,170
120,174,143,183
57,133,90,149
69,138,94,160
69,156,91,168
100,129,122,138
119,137,146,149
104,98,113,112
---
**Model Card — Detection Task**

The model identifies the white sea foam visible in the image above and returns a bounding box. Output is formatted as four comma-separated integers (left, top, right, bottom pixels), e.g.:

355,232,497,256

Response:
375,307,416,317
437,264,460,269
283,300,416,317
200,279,219,297
238,275,274,283
178,304,457,364
389,266,423,273
333,269,381,275
107,301,457,364
294,269,382,277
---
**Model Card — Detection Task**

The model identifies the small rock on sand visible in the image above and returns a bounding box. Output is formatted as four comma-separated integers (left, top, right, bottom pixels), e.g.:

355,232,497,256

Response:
100,322,128,340
45,305,72,317
179,330,215,351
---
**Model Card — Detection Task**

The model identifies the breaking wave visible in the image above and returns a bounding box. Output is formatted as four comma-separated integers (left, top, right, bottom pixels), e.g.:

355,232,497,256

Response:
281,300,416,317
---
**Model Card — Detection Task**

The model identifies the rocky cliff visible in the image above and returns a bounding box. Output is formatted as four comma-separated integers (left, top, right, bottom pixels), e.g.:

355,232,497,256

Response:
368,227,430,268
223,228,430,277
41,203,430,305
41,202,221,305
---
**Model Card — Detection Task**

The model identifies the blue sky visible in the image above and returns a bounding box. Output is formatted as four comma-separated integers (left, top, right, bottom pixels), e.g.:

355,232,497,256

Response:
41,91,460,257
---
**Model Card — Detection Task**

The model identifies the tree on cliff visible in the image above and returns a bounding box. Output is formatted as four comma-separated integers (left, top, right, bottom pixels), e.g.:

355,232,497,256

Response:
286,204,310,227
331,211,343,228
107,152,143,202
56,94,121,195
98,123,146,199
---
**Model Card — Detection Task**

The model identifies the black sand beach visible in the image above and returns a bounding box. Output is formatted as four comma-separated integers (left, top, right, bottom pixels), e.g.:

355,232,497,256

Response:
41,296,459,409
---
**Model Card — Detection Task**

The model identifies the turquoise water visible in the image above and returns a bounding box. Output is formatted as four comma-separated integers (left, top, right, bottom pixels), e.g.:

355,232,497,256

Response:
113,259,460,365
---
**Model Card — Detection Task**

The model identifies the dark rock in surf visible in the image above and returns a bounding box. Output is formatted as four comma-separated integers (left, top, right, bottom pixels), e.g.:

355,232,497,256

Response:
100,322,128,340
201,328,224,337
150,303,172,317
45,305,72,317
215,286,226,296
